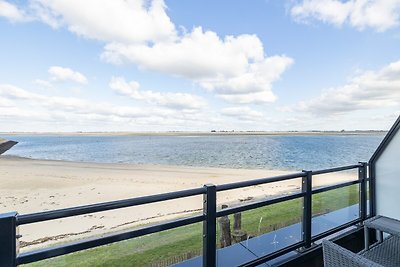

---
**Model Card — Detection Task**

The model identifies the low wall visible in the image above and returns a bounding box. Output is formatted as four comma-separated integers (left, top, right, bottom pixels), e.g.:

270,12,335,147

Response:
0,140,18,155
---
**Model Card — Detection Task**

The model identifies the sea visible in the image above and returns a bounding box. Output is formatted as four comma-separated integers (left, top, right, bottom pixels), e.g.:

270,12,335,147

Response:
0,133,385,171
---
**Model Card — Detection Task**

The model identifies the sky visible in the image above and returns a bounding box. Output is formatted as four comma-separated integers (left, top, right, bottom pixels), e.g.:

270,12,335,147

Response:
0,0,399,132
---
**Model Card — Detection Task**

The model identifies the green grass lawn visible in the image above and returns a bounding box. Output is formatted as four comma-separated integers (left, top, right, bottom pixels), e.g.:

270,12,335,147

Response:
25,184,359,267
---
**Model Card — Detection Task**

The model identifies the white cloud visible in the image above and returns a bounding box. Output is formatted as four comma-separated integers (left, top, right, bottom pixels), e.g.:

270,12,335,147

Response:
0,1,29,22
370,111,400,121
290,0,353,26
291,0,400,32
28,0,62,28
218,91,277,105
0,84,216,131
0,84,147,118
48,66,88,84
109,76,207,110
0,96,14,107
102,28,293,104
33,79,53,88
221,106,264,121
6,1,293,105
293,60,400,115
29,0,176,43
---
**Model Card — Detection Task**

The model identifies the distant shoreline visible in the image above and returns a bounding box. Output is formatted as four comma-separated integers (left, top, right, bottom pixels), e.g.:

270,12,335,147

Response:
0,130,387,137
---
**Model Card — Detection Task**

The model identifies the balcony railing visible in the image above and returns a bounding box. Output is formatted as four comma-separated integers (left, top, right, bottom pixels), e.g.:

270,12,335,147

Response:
0,162,370,267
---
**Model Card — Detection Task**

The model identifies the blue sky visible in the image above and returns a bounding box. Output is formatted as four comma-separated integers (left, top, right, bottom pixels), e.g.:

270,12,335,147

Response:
0,0,399,132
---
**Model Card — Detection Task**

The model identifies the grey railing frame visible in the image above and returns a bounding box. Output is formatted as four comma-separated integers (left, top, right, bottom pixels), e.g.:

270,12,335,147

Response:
0,163,369,267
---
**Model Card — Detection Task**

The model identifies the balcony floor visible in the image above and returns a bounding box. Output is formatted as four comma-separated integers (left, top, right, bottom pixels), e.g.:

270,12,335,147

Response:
174,204,359,266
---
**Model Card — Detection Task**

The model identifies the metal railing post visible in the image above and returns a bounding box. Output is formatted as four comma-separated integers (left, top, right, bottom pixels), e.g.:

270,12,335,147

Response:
302,170,312,249
203,184,216,267
0,212,17,267
359,162,367,222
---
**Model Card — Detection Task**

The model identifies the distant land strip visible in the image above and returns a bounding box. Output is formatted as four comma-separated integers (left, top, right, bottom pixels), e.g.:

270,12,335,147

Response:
0,130,387,137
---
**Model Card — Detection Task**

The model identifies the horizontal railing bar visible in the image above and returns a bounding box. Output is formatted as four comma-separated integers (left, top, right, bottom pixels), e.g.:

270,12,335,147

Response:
311,164,362,175
17,214,205,265
238,241,305,267
311,218,362,242
217,192,305,217
312,180,360,194
216,172,306,192
17,187,206,225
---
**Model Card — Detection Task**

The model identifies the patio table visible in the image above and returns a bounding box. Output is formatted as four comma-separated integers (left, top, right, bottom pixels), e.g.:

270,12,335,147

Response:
323,216,400,267
364,215,400,251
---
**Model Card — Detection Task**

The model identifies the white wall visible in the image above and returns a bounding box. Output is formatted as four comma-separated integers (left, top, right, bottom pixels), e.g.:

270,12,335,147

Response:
375,130,400,219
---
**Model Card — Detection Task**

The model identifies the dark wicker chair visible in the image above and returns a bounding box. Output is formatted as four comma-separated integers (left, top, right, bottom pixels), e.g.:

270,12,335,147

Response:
323,235,400,267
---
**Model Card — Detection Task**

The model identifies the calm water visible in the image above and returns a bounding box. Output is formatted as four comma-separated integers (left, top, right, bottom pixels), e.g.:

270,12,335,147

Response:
0,134,384,171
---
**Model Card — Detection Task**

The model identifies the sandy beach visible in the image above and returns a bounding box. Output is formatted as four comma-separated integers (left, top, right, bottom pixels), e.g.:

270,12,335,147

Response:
0,156,357,251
